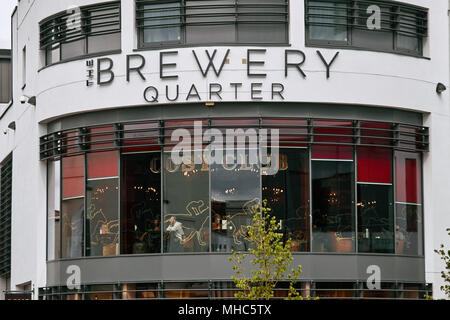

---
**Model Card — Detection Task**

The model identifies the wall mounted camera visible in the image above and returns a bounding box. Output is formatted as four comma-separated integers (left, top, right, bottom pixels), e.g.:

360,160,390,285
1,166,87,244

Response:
19,95,36,105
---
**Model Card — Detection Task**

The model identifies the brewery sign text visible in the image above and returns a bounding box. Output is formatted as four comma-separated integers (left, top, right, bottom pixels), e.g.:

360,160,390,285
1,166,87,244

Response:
86,48,340,103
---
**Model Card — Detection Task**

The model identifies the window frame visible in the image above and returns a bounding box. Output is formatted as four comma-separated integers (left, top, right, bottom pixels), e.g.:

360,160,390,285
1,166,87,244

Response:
304,0,428,58
85,151,121,257
136,0,290,50
120,150,163,255
39,1,122,67
44,118,427,259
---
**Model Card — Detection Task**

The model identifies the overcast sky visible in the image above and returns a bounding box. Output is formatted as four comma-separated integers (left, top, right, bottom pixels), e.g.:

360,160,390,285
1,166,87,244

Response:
0,0,17,49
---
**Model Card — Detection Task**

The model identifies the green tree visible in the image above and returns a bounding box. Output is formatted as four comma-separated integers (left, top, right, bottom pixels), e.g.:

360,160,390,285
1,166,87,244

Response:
434,228,450,298
228,206,307,300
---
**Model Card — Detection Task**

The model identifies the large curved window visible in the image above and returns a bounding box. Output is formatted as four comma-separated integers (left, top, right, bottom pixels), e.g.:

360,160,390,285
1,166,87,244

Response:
136,0,289,48
305,0,428,56
40,2,121,66
44,118,427,258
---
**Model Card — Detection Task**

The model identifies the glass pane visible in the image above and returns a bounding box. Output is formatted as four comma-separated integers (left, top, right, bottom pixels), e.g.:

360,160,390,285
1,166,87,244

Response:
86,285,115,300
362,282,395,298
264,119,308,147
187,25,235,44
123,122,159,152
87,3,121,53
397,35,419,52
357,184,394,253
88,4,120,34
395,151,421,204
312,120,353,160
46,48,60,66
211,149,260,252
86,178,119,256
352,4,394,51
89,126,116,149
360,122,392,146
61,198,84,258
143,3,181,43
402,283,423,299
237,0,287,43
88,33,121,54
186,0,236,43
352,29,394,51
87,151,119,179
164,282,209,299
357,147,392,184
0,60,11,103
47,161,61,260
238,24,287,43
311,161,355,252
64,130,79,154
397,10,421,53
122,283,159,299
395,203,423,255
163,152,210,253
314,282,356,298
61,39,85,60
308,1,348,42
62,155,84,199
122,153,161,254
312,145,353,160
262,149,310,252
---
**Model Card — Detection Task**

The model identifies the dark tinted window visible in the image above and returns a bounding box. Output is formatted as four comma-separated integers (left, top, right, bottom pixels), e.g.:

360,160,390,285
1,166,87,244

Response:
311,160,355,252
137,0,288,47
40,2,121,66
0,58,11,103
306,0,427,56
122,153,161,254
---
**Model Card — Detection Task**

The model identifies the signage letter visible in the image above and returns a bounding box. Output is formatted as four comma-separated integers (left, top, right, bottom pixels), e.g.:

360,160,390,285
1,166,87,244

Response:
144,86,159,103
247,49,267,78
251,83,263,100
127,54,146,81
193,49,230,77
272,83,285,100
317,51,339,79
160,51,179,79
97,58,114,85
209,83,223,100
285,50,306,78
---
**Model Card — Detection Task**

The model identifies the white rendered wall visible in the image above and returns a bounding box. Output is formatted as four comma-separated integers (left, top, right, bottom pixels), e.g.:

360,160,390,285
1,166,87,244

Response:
0,0,448,299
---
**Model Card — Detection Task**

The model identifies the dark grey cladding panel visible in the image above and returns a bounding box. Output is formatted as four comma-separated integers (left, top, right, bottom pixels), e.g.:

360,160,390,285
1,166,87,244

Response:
46,103,423,132
46,254,425,287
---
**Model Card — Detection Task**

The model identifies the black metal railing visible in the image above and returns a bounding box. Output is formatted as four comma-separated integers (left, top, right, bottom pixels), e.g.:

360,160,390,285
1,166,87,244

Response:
39,118,429,161
38,281,432,300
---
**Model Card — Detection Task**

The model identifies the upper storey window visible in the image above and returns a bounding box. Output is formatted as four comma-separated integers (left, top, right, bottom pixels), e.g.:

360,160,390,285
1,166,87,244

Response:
136,0,289,48
305,0,428,57
0,54,11,103
40,2,121,66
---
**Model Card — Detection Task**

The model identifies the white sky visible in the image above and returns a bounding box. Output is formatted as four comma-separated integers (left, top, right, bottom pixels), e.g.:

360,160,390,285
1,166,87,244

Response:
0,0,18,49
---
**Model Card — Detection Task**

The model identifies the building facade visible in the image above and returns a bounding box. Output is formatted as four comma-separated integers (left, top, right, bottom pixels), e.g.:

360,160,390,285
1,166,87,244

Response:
0,0,449,299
